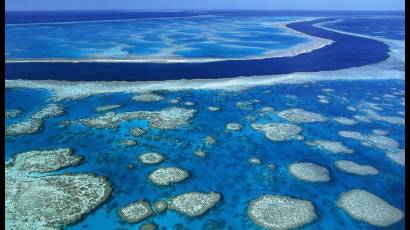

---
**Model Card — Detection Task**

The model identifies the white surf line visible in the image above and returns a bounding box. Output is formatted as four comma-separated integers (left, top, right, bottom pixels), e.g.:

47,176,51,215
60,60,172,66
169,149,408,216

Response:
5,18,333,64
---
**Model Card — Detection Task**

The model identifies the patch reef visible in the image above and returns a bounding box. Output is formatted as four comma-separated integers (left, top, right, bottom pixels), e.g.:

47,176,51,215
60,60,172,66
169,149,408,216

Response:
6,148,112,230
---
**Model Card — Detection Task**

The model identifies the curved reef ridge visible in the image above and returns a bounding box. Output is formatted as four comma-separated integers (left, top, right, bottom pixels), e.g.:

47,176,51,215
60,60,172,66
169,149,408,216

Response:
5,18,389,81
5,148,112,230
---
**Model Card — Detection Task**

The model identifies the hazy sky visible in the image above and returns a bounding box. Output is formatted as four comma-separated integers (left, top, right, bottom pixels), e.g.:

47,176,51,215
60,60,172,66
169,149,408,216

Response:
6,0,405,11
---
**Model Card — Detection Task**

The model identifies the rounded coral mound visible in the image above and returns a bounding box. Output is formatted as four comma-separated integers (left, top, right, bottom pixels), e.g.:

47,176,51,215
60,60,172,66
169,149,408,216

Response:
338,189,404,227
248,195,317,229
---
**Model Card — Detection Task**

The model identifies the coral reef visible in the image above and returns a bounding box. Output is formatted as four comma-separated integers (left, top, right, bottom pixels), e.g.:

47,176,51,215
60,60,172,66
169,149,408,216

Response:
94,104,122,112
277,108,326,123
5,149,111,230
248,195,317,229
6,104,64,136
251,123,302,141
335,160,379,176
119,200,154,223
226,123,243,131
148,167,189,186
5,109,22,118
130,127,147,137
168,192,221,217
306,140,353,154
289,162,330,182
139,152,165,165
132,93,164,102
338,189,404,227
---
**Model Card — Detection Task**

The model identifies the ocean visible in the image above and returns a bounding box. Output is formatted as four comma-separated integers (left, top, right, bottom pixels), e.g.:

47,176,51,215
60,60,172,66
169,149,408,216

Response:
5,10,405,230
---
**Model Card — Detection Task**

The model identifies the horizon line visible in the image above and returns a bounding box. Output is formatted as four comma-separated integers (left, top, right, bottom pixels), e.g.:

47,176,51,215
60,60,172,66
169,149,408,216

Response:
5,9,405,12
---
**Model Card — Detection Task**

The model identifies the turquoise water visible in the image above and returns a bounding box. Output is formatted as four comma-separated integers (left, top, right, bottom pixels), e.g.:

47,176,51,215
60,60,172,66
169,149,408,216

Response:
5,80,405,229
5,16,309,60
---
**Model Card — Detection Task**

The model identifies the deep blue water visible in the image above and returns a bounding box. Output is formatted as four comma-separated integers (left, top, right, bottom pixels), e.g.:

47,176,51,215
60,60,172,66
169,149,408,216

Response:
323,16,405,40
5,80,405,229
5,18,390,81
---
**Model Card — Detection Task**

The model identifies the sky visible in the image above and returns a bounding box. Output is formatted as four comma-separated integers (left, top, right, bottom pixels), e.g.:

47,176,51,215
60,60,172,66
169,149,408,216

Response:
6,0,405,11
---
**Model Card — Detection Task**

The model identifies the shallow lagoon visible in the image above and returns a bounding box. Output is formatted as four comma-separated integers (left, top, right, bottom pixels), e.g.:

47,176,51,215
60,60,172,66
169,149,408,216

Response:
5,79,404,229
5,15,308,61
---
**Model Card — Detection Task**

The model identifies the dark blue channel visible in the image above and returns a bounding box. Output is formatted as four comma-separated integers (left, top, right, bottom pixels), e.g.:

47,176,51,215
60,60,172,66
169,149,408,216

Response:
5,18,390,81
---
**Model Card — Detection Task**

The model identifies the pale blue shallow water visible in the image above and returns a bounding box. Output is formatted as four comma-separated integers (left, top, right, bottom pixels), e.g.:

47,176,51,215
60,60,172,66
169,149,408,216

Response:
5,15,308,60
5,80,405,230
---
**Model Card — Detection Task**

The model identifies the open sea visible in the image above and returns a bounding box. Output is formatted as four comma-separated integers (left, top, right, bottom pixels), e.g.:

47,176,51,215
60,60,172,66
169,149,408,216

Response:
5,10,405,230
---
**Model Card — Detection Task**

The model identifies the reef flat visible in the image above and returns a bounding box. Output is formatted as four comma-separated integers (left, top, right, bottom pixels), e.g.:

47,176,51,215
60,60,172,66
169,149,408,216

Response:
94,104,122,112
119,200,154,223
338,189,404,227
248,195,317,229
139,152,165,165
251,123,302,141
306,140,354,154
277,108,326,123
63,107,196,129
9,148,82,173
168,192,221,217
148,167,189,186
5,148,112,230
289,162,330,182
335,160,379,176
132,93,165,102
6,103,64,136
